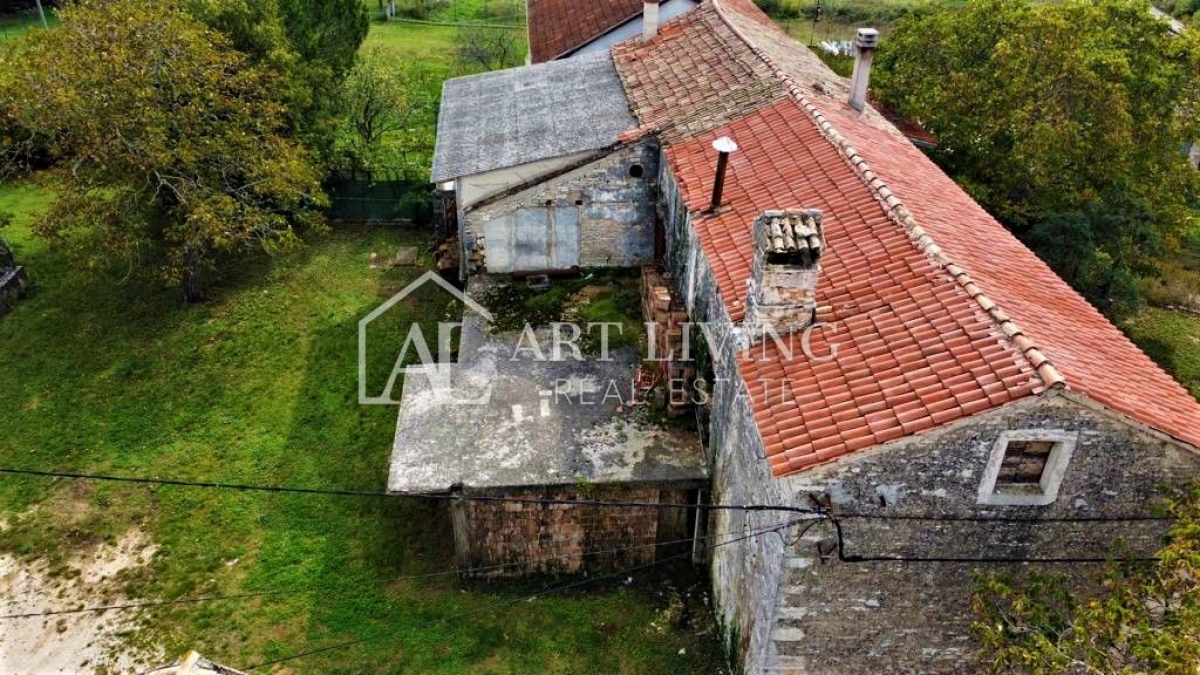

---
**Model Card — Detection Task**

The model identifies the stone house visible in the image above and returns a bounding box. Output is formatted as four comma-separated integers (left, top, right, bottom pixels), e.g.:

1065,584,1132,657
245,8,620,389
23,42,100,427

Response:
432,52,659,278
414,0,1200,672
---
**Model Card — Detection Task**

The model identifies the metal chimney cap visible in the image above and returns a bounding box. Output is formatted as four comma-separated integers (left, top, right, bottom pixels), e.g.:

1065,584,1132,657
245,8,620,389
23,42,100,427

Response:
712,136,739,154
854,27,880,49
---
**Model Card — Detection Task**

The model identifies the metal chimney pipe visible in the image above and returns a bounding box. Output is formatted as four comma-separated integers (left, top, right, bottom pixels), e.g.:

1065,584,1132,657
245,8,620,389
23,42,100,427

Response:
849,28,880,111
709,136,738,213
642,1,660,41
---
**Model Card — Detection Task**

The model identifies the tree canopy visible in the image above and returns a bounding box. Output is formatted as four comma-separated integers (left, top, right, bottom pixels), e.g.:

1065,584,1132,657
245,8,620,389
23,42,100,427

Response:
337,49,441,173
0,0,326,300
187,0,369,164
973,490,1200,674
874,0,1200,317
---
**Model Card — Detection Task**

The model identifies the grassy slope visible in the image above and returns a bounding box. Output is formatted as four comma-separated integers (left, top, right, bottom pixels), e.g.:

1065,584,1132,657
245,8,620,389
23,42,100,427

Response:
0,181,720,673
1123,308,1200,401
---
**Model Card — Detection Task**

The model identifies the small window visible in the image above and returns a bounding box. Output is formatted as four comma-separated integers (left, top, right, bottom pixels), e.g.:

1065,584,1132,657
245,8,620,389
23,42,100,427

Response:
994,440,1055,494
629,164,644,179
977,431,1077,506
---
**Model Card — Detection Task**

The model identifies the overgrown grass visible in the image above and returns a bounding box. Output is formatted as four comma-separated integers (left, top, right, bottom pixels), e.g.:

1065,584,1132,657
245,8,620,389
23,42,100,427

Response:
0,181,722,673
763,0,964,44
1124,308,1200,400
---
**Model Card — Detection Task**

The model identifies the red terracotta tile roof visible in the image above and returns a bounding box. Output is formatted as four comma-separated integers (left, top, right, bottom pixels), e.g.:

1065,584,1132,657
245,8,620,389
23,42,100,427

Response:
528,0,660,63
666,101,1042,473
612,2,785,140
614,0,1200,473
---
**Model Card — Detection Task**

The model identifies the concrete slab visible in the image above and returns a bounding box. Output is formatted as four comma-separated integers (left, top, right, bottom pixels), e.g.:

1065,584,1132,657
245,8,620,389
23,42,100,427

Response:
387,285,707,493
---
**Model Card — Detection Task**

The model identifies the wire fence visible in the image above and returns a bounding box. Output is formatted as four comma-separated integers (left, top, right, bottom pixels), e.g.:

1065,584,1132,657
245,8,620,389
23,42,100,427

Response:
324,168,432,223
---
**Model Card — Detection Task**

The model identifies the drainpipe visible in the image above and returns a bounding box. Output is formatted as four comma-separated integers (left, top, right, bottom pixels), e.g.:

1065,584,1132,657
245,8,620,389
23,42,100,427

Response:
848,28,880,111
708,136,738,214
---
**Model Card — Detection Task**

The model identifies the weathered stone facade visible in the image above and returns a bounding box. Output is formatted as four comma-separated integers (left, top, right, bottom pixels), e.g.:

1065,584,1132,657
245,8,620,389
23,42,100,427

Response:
456,485,699,577
658,149,1200,674
462,141,660,274
661,156,796,674
770,394,1200,674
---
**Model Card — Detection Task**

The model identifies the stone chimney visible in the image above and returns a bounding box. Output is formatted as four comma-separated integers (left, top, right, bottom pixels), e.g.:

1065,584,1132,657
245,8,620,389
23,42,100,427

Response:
743,209,824,340
848,28,879,111
642,1,660,41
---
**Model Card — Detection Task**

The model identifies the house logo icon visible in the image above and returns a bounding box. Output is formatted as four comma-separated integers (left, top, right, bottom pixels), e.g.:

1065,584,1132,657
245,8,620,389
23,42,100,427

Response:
358,271,494,405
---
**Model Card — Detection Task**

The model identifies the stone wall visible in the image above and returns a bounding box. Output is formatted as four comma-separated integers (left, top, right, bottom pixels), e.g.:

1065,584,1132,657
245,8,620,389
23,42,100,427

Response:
0,266,27,316
660,156,795,674
770,394,1200,674
463,141,660,274
458,485,696,577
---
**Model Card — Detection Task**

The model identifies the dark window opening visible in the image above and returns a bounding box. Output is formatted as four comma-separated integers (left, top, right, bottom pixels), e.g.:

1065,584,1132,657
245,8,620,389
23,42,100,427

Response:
629,164,644,179
994,440,1056,494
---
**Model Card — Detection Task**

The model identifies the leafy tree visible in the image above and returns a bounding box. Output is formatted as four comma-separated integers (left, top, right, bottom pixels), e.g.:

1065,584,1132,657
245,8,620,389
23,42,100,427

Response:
455,26,523,72
188,0,369,164
874,0,1200,318
338,49,441,172
972,489,1200,674
0,0,325,301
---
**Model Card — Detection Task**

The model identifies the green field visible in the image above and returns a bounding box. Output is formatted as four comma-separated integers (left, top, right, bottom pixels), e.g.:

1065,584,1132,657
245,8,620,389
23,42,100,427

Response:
0,181,722,673
0,11,52,41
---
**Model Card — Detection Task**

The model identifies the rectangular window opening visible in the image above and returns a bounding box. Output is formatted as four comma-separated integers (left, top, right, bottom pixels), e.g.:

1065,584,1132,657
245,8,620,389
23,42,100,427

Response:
994,440,1056,495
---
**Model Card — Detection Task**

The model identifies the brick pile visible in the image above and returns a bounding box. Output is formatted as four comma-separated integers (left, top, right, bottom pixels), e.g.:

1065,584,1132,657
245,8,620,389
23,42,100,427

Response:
642,266,697,416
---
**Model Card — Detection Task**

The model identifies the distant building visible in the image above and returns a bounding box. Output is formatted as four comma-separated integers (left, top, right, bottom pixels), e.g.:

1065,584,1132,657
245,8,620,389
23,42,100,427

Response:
525,0,698,63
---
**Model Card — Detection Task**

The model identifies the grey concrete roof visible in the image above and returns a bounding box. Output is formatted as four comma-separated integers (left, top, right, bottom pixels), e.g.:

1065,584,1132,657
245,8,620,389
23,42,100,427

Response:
431,52,637,182
388,288,707,493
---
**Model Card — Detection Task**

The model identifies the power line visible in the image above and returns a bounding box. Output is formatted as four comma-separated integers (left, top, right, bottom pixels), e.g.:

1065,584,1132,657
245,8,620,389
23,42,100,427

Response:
0,523,747,620
828,519,1163,564
241,516,805,671
0,466,822,515
835,513,1174,523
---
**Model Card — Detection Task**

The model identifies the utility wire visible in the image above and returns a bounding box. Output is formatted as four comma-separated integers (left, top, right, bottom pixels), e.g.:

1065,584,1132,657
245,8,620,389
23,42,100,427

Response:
834,512,1174,523
0,521,765,620
828,519,1163,564
242,517,806,671
0,466,823,515
1,467,1172,524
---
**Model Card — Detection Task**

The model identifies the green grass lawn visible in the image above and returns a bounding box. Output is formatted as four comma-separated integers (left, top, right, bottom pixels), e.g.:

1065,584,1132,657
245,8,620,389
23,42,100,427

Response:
0,181,722,673
1124,308,1200,400
0,11,53,41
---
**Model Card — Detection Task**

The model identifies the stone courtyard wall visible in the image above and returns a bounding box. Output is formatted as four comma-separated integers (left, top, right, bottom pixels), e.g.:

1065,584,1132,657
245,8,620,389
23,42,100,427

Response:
458,484,697,577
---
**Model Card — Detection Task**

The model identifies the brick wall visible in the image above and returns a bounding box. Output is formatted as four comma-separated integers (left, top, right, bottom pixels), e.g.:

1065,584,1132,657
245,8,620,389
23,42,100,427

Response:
459,485,695,577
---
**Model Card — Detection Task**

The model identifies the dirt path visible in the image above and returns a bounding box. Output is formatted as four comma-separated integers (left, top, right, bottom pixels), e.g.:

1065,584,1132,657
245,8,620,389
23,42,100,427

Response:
0,530,161,674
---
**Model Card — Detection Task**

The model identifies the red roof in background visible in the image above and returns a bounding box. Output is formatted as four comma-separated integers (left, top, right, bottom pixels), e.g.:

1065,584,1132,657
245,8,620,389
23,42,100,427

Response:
528,0,660,63
611,0,1200,472
612,2,784,139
